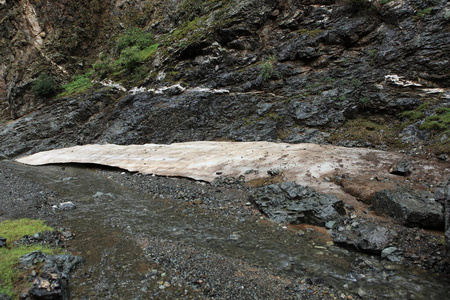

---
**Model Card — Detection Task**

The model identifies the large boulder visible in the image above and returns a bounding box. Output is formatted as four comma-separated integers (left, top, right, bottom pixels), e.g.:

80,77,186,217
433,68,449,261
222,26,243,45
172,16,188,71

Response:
250,182,346,226
371,188,444,230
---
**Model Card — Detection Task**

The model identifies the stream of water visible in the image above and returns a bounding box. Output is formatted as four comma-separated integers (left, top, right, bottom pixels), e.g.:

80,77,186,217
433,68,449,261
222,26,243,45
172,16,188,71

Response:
5,161,449,299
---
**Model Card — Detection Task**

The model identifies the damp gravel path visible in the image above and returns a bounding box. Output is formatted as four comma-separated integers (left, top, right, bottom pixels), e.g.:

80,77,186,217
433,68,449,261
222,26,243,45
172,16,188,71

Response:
1,161,449,299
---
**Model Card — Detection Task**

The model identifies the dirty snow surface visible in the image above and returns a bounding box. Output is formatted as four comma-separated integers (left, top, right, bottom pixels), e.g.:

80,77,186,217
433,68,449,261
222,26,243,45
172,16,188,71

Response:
16,141,446,198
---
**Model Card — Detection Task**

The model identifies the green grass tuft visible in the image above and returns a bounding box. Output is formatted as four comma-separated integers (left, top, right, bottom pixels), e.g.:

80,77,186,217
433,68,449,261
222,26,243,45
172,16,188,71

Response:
0,219,53,243
0,219,58,298
60,74,93,97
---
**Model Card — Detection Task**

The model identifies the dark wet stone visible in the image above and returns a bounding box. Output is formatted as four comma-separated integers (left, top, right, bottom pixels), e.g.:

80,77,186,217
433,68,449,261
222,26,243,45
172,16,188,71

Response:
332,221,397,254
250,182,345,226
0,237,6,248
20,251,83,278
389,159,411,176
27,272,69,300
372,188,444,230
381,247,403,262
15,230,69,247
0,294,11,300
19,251,83,300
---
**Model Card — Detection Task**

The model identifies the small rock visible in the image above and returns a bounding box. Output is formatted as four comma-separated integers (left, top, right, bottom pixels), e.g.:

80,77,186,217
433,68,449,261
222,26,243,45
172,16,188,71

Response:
0,237,6,248
229,233,241,240
57,202,76,211
0,293,11,300
437,154,448,161
325,221,336,229
381,247,403,262
389,160,411,176
357,288,367,297
192,199,203,205
351,222,359,228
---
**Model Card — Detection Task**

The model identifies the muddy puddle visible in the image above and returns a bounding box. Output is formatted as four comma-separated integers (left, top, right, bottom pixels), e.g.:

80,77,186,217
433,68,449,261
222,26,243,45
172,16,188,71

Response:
4,161,449,299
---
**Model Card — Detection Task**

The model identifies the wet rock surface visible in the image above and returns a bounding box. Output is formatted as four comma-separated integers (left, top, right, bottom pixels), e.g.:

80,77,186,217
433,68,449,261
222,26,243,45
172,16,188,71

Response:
332,220,397,255
331,215,449,273
250,182,346,226
372,188,445,230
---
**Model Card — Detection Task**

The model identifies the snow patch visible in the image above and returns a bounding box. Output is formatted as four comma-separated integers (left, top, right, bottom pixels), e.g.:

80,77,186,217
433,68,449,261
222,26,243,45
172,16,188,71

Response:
385,75,422,87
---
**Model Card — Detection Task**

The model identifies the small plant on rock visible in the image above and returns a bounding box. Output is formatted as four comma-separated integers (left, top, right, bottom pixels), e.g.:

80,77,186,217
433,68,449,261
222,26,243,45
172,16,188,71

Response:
260,55,279,81
31,74,57,98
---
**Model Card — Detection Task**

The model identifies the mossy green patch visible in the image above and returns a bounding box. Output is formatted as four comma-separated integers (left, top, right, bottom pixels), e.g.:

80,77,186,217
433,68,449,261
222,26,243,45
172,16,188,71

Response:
297,28,324,37
329,116,405,149
415,7,434,19
0,219,59,298
0,219,53,243
420,108,450,132
59,74,93,97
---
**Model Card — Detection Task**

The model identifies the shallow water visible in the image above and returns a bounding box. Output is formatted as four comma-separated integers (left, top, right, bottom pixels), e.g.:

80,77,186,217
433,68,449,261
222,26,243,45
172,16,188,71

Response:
4,161,449,299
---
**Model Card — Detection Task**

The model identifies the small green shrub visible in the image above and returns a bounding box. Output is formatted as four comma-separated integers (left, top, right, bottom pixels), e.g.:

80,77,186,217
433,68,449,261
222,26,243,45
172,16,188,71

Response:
359,97,370,106
31,74,57,98
116,27,154,53
415,7,434,19
120,46,142,71
260,55,278,81
93,53,114,79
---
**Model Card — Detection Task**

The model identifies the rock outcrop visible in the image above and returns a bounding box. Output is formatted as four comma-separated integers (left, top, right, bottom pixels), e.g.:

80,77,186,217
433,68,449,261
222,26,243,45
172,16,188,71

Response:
0,0,449,158
371,188,445,230
19,251,83,300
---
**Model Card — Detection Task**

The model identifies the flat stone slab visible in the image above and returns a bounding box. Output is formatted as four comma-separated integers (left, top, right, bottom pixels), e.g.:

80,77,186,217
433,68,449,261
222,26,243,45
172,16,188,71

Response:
16,141,449,199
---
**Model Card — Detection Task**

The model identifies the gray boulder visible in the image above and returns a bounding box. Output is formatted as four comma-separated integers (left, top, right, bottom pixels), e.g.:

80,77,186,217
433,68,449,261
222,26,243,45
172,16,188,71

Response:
333,222,397,255
250,182,346,226
371,188,444,230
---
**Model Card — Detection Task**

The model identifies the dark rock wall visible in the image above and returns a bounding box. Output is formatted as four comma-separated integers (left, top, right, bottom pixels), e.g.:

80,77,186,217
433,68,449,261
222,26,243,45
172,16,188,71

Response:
0,0,449,158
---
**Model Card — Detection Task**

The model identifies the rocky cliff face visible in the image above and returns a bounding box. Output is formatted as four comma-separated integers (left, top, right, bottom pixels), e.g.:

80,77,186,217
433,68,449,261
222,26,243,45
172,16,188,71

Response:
0,0,449,158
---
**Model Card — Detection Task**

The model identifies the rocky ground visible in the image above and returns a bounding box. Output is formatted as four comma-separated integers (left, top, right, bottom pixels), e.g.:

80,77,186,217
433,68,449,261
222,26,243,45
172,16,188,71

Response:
1,160,449,299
